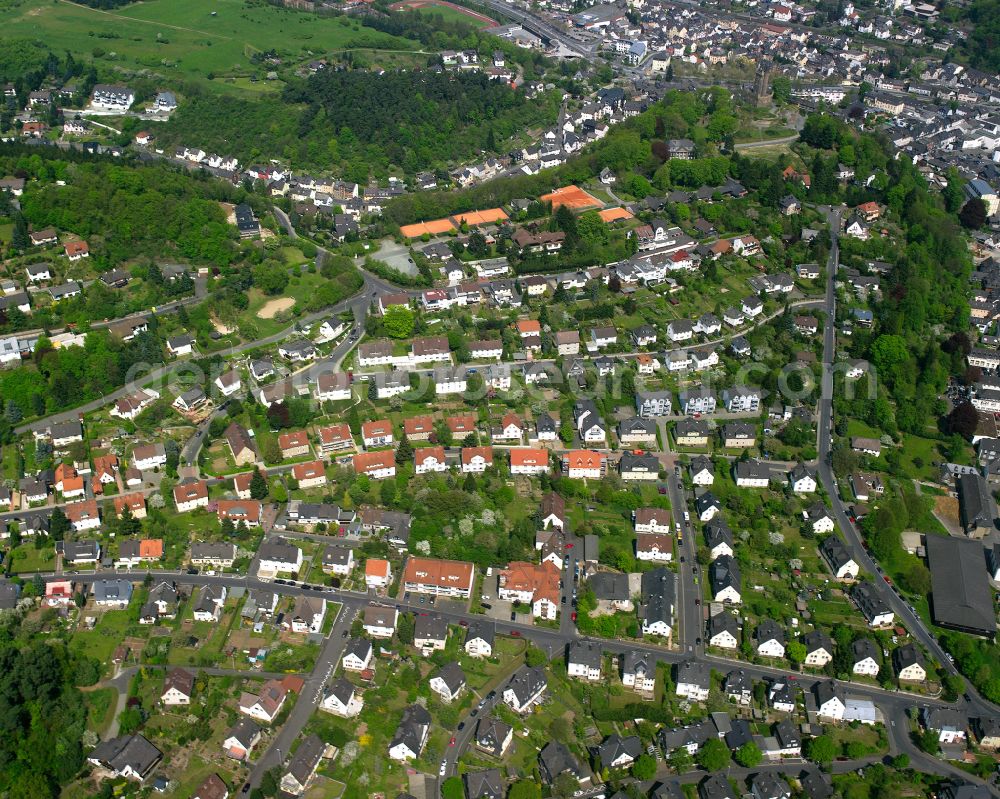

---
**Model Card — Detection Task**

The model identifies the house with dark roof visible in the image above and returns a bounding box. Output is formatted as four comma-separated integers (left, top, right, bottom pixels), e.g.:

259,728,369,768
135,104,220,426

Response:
280,734,327,794
593,734,642,770
464,769,504,799
429,662,467,702
504,665,547,713
88,734,162,781
699,774,737,799
538,741,587,785
389,705,432,761
476,716,513,757
958,473,996,538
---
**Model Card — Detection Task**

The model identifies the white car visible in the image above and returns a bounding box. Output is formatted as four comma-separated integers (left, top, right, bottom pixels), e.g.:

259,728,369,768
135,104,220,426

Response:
439,760,448,776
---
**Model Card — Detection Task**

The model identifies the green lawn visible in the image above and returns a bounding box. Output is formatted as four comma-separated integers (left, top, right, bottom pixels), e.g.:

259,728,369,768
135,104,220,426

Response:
846,418,882,438
84,687,118,737
71,609,134,664
407,0,495,27
0,0,422,94
0,444,19,481
7,543,56,574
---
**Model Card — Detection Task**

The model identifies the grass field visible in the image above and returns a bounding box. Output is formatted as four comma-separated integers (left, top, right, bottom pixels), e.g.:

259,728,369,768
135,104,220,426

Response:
389,0,496,27
0,0,422,94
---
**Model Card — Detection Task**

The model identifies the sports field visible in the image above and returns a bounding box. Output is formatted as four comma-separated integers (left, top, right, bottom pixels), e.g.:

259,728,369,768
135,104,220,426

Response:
598,207,633,223
0,0,423,94
389,0,497,28
541,185,603,211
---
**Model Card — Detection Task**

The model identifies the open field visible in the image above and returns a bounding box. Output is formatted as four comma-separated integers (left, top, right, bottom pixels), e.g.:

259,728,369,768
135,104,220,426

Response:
0,0,422,94
389,0,497,27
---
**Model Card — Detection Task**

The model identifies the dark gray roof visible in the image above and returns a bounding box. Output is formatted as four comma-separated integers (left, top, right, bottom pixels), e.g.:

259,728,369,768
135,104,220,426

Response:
285,734,325,787
724,718,753,750
464,769,504,799
593,734,642,770
699,774,737,799
476,716,512,755
466,620,495,648
640,566,675,628
724,669,752,694
710,612,740,641
893,642,924,672
390,705,431,756
820,536,854,570
754,619,784,646
507,665,546,706
433,662,466,694
89,734,162,778
0,581,20,610
568,640,602,669
710,555,740,595
696,492,722,515
799,771,833,799
958,473,996,532
328,678,355,706
705,519,733,548
851,637,880,665
752,772,791,799
659,719,715,752
227,716,262,748
344,637,372,662
852,580,890,621
414,614,449,641
774,718,800,748
803,629,833,656
589,571,630,601
927,536,995,635
676,659,710,688
620,451,660,473
539,741,582,783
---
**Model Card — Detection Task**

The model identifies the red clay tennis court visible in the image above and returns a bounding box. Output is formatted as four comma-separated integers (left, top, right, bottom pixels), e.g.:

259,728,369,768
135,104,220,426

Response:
598,207,634,223
452,207,509,226
541,185,602,211
400,219,458,239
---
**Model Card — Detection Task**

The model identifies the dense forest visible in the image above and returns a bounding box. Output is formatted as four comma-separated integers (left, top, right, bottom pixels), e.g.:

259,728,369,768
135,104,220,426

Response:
955,0,1000,73
1,148,245,267
0,638,92,798
160,68,558,180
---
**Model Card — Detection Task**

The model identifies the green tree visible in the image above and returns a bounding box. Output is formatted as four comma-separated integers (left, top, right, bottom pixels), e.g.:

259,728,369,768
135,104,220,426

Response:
916,728,939,755
552,773,579,798
807,734,837,764
669,748,693,774
11,214,28,251
263,437,281,465
632,754,657,780
576,210,610,246
523,644,547,667
383,305,416,339
696,738,730,771
49,506,69,541
786,641,807,665
734,741,762,767
395,433,413,464
249,468,269,500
